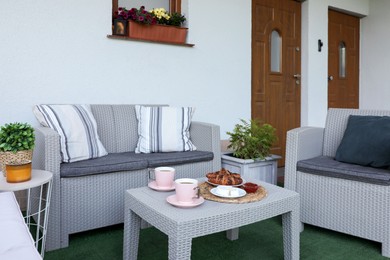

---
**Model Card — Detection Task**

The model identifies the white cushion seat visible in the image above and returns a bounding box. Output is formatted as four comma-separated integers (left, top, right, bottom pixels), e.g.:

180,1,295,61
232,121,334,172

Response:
0,192,41,260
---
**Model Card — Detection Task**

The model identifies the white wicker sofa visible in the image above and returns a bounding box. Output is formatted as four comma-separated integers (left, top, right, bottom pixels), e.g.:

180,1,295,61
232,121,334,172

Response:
32,104,221,251
285,108,390,257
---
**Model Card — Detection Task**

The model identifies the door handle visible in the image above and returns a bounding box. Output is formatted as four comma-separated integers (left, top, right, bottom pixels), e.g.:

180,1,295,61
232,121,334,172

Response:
293,74,301,85
328,75,334,81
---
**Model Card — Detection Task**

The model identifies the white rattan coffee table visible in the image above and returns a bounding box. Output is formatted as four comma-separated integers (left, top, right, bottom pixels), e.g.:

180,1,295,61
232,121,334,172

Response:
123,180,300,260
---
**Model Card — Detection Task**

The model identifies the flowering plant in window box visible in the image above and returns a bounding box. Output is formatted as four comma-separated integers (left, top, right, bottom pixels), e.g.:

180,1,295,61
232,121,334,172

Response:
114,6,188,44
115,6,186,26
150,8,186,27
116,6,157,25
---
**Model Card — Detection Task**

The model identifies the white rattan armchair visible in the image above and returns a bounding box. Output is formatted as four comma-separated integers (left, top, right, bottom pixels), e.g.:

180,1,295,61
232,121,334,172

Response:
285,108,390,258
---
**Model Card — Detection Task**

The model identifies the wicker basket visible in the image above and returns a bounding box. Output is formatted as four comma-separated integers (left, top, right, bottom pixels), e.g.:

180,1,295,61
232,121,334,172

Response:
0,150,33,176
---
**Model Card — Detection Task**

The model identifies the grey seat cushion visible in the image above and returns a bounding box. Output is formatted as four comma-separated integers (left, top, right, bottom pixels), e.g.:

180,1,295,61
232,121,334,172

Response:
144,151,214,167
297,156,390,185
61,152,148,177
61,151,214,177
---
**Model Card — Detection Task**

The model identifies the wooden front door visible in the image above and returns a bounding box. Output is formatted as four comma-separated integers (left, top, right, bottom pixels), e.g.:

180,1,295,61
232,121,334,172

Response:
252,0,301,166
328,9,360,108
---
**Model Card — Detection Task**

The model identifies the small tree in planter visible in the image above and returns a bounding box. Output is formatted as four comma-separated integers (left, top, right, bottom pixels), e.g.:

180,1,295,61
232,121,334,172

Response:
227,119,277,160
223,119,280,184
0,122,35,182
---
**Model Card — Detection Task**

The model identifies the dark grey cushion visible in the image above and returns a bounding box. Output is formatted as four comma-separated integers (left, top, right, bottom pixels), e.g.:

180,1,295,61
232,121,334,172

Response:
335,115,390,168
297,156,390,185
144,151,214,167
60,152,148,177
60,151,214,177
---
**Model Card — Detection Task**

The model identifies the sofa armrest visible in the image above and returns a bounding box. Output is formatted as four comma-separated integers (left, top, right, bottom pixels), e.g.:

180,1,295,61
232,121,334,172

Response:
33,126,61,174
190,121,221,171
32,126,62,250
284,127,324,191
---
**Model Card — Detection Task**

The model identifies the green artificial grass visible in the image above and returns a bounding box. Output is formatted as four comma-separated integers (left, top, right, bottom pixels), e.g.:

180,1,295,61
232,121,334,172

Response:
44,216,388,260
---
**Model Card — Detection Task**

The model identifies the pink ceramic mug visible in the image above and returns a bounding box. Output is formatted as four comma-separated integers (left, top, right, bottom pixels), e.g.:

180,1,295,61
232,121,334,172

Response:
149,167,175,188
175,178,199,204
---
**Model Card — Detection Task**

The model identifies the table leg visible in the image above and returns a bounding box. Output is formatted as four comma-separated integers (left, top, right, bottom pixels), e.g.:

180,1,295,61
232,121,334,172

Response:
226,227,239,240
123,207,141,260
168,235,192,260
40,180,53,258
282,209,300,260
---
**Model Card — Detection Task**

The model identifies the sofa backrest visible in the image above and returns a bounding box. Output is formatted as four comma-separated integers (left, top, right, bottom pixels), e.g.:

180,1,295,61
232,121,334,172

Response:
323,108,390,157
90,105,164,153
90,105,138,153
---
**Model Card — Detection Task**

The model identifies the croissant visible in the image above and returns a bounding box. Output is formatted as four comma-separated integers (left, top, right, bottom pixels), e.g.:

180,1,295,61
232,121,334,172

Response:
206,168,243,185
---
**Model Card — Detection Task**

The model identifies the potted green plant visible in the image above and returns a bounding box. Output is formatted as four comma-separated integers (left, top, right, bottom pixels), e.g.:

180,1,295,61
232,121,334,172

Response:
0,122,35,182
222,119,281,184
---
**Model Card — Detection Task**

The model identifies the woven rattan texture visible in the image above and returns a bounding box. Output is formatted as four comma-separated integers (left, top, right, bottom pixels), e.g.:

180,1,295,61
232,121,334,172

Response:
285,108,390,258
124,180,300,260
190,121,221,171
32,104,221,251
91,105,138,153
199,182,267,203
33,126,61,251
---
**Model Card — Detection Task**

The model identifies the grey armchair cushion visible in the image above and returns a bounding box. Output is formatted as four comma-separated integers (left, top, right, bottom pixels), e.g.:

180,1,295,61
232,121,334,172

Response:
297,156,390,185
335,115,390,168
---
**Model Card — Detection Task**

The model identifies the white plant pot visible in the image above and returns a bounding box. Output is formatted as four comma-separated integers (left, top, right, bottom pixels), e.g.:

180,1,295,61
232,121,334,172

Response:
221,153,281,185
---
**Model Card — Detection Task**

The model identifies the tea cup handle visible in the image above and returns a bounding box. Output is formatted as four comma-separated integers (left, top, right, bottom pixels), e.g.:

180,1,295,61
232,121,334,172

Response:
193,186,200,199
148,168,155,181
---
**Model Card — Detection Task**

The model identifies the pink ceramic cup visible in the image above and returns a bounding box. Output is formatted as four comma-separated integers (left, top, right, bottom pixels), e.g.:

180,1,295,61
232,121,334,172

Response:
153,167,175,188
175,178,199,204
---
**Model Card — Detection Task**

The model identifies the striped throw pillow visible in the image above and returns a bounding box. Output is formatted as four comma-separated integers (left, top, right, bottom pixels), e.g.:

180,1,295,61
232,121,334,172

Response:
33,104,108,163
135,106,197,153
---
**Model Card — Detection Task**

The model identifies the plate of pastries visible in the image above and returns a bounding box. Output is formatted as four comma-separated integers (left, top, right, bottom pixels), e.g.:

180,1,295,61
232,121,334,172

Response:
206,168,244,186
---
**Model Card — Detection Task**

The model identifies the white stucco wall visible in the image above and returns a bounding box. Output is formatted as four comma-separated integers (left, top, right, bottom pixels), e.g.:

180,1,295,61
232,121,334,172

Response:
0,0,251,139
0,0,383,142
300,0,369,127
360,0,390,109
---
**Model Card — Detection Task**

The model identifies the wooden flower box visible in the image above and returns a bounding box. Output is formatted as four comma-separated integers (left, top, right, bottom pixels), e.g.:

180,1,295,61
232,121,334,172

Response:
127,20,188,44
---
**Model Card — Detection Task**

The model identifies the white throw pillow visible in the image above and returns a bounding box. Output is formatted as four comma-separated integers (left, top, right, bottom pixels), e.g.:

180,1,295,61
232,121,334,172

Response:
33,104,108,163
135,106,197,153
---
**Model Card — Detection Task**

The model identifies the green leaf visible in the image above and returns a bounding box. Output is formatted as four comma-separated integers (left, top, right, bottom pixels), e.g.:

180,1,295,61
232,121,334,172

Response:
226,119,277,159
0,122,35,152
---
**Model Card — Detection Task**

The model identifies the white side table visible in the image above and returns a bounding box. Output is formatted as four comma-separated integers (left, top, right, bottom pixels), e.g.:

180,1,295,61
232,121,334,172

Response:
0,169,53,258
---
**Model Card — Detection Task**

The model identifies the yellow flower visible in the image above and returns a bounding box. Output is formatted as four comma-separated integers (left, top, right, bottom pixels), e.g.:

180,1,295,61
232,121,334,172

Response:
151,8,170,20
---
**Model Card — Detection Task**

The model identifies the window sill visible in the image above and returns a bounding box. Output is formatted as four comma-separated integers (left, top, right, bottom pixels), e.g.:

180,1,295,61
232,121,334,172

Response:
107,35,195,47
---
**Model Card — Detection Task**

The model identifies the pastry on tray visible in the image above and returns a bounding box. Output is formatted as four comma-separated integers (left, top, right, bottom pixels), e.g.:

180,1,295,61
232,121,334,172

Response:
206,168,243,186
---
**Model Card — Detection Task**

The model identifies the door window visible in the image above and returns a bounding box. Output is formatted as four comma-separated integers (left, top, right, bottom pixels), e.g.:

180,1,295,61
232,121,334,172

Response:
339,41,346,78
270,30,282,73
